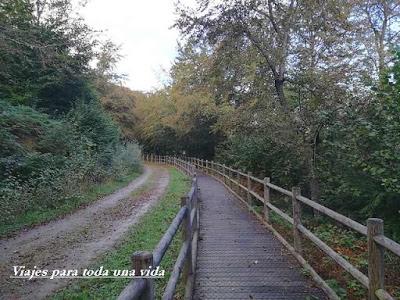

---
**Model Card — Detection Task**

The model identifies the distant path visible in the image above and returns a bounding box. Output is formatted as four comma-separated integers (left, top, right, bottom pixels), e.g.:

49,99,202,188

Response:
0,165,169,300
194,174,327,300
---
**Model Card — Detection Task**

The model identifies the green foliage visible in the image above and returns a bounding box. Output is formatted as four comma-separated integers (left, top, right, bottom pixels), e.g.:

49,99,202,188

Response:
0,169,140,237
68,99,121,163
326,279,347,299
0,0,145,235
311,223,358,250
0,0,95,114
170,0,400,243
216,134,307,188
317,51,400,240
134,44,223,158
0,99,142,233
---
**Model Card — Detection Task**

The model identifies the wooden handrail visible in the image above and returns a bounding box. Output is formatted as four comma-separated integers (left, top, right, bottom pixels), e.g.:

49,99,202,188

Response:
153,207,187,266
180,155,398,300
374,235,400,257
118,155,199,300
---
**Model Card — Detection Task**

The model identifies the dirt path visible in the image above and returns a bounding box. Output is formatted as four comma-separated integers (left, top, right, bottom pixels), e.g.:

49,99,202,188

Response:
0,164,169,300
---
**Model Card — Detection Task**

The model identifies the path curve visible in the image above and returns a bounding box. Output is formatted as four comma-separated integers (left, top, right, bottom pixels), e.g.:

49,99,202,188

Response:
0,164,169,299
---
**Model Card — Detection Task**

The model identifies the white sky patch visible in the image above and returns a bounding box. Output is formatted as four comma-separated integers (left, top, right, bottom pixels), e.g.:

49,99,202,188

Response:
76,0,197,92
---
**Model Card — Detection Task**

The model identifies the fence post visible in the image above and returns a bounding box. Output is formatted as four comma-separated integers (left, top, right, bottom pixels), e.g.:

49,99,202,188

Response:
367,218,384,300
292,187,302,254
132,251,154,300
263,177,270,223
247,172,252,204
181,196,193,284
228,167,232,189
223,164,226,184
237,169,241,196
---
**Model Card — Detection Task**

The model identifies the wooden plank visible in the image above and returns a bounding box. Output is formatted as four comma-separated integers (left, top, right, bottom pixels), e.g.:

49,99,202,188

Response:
184,228,199,300
181,196,193,286
247,172,252,204
232,169,368,236
118,279,147,300
263,177,270,223
251,219,340,300
247,189,294,224
297,195,367,236
268,182,293,197
375,289,395,300
368,218,384,300
292,187,302,254
153,207,186,266
162,242,190,300
132,251,154,300
374,235,400,257
250,174,264,184
194,174,329,300
298,224,369,288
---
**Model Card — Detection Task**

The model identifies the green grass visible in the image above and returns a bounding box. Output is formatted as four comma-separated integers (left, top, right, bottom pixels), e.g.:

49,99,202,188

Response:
0,169,141,238
52,167,190,300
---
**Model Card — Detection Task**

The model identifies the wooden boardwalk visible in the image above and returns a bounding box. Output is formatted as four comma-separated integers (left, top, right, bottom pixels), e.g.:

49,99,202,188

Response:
193,174,327,300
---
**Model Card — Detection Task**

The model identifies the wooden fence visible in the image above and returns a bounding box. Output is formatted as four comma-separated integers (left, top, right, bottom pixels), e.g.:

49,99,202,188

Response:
144,154,400,300
118,157,198,300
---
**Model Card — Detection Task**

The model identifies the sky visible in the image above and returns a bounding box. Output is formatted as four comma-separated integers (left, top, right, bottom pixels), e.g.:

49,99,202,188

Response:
76,0,196,92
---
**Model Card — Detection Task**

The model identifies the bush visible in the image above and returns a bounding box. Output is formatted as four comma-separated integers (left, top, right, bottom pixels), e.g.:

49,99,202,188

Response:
0,100,142,227
111,142,142,175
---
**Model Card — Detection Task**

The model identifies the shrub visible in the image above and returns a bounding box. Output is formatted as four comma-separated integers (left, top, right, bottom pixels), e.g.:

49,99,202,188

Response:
0,99,142,227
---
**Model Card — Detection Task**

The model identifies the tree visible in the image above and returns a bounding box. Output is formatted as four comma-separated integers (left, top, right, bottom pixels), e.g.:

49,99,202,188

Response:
0,0,95,113
353,0,400,79
175,0,359,202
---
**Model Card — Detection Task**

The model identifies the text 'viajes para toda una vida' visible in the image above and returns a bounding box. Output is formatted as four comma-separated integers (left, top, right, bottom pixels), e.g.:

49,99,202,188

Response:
11,265,165,280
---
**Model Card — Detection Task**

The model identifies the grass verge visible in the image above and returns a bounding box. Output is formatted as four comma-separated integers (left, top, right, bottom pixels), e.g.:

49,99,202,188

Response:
0,169,141,238
52,167,190,300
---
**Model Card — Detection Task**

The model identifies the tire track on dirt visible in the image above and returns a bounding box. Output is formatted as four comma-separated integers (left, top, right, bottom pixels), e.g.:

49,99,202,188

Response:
0,164,169,300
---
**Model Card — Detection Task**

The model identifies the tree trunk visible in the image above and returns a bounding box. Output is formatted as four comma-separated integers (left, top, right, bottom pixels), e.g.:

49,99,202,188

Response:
274,77,289,114
310,175,321,218
309,137,321,218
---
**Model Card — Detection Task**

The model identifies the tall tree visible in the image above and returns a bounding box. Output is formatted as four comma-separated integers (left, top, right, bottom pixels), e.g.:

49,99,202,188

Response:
0,0,95,113
353,0,400,79
176,0,358,201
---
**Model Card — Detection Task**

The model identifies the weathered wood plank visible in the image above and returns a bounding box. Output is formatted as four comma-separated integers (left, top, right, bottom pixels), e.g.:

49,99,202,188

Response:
193,174,327,300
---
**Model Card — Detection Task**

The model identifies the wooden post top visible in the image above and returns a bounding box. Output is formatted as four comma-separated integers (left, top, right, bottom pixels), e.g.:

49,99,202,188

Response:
367,218,383,225
292,186,301,195
181,196,189,207
131,251,153,272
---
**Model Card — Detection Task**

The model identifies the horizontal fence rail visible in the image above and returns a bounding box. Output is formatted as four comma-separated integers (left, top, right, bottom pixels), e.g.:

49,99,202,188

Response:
144,155,399,300
118,156,198,300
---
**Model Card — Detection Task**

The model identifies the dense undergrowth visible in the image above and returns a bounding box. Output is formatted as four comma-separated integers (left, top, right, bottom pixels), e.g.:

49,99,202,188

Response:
52,167,190,299
0,99,142,236
243,181,400,300
0,0,143,236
